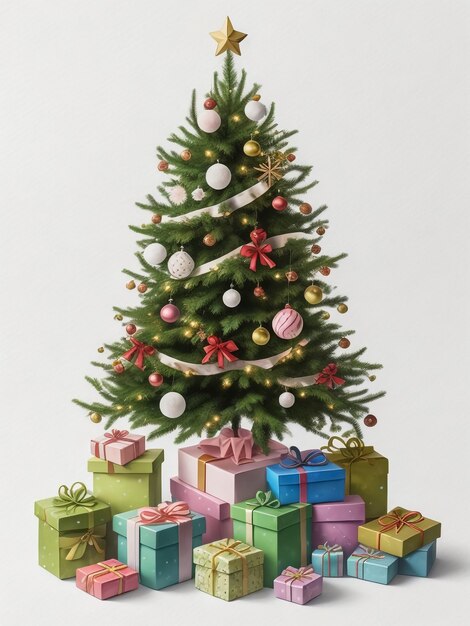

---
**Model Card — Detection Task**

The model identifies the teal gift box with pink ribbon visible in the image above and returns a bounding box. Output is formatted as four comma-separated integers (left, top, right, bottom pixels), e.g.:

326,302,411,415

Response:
113,501,205,590
312,543,344,577
266,446,346,505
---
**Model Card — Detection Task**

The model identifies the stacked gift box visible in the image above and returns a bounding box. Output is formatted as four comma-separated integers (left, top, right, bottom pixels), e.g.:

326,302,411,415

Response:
33,429,442,603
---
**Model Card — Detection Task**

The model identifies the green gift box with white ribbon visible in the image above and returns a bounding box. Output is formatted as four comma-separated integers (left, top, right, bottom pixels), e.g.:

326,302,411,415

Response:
34,482,111,579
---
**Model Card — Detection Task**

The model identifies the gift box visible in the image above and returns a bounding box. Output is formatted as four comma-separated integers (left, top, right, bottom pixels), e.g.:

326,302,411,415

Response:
266,446,345,505
178,428,287,503
194,538,263,601
312,543,344,576
170,476,233,544
311,495,365,559
34,482,111,579
76,558,138,599
231,491,312,587
358,506,441,557
398,541,437,577
347,544,398,584
321,436,388,519
88,448,164,557
90,429,145,466
274,566,322,605
113,501,205,590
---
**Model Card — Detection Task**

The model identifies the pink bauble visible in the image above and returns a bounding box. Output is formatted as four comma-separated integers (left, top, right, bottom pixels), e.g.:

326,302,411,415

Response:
148,372,164,387
160,303,180,323
272,195,288,211
272,304,304,339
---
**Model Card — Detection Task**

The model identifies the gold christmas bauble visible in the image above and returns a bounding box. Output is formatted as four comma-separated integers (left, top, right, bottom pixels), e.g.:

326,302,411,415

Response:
252,94,261,101
180,149,192,161
126,280,136,290
369,374,377,382
203,233,216,247
304,285,323,304
97,347,104,353
337,303,348,314
90,412,102,424
243,139,261,157
322,311,330,320
252,326,270,346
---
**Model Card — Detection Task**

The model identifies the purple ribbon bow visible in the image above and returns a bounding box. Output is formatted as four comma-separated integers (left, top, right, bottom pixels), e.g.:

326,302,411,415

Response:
280,446,328,469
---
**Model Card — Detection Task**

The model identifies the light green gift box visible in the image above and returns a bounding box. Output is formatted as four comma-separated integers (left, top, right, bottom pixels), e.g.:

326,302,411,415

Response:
194,538,264,601
34,482,111,579
88,448,164,557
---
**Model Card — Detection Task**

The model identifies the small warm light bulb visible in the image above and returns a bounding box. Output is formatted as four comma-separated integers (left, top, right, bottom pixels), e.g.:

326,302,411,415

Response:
184,329,193,338
153,335,160,342
190,320,199,328
136,394,143,401
295,348,303,356
212,265,219,272
205,149,213,158
213,415,220,422
184,369,193,378
327,403,335,410
116,405,123,410
232,114,240,122
299,391,306,398
274,272,282,280
128,405,133,410
265,378,272,387
205,422,212,428
244,365,252,373
164,284,171,292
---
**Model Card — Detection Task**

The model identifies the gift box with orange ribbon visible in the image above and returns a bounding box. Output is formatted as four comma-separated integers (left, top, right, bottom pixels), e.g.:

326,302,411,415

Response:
274,565,322,604
90,429,145,466
177,428,287,503
113,501,205,590
34,482,111,579
346,544,398,584
88,448,164,558
357,506,441,558
231,490,312,587
193,538,264,601
76,558,139,599
321,436,389,520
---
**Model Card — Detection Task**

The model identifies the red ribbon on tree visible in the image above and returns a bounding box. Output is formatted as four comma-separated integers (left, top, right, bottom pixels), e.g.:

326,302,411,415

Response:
121,337,155,370
240,228,276,272
314,363,345,389
202,335,239,369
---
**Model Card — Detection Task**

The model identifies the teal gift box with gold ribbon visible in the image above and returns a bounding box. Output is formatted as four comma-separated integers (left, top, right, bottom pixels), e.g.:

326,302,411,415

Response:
34,482,111,579
231,491,312,588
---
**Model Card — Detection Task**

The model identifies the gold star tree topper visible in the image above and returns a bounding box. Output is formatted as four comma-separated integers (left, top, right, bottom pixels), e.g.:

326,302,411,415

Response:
210,17,247,56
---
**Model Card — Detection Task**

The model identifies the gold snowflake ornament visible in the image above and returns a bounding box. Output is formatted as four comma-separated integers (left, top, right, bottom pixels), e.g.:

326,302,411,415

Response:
254,156,284,187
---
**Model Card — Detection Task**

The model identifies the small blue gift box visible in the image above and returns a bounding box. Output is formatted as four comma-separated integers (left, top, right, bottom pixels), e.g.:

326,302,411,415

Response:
312,543,344,576
113,502,205,590
266,446,345,505
347,545,398,584
398,541,437,577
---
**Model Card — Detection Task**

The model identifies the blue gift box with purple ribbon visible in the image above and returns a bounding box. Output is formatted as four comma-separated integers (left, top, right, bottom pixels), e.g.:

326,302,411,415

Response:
266,447,346,506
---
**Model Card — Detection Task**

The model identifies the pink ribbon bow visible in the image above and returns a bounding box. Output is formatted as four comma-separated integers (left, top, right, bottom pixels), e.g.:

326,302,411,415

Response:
240,228,276,272
121,337,155,370
104,429,130,442
314,363,345,389
199,427,255,465
138,501,191,525
202,335,239,369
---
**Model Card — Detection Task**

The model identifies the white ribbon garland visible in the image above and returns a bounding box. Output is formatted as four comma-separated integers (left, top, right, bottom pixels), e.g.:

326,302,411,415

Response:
187,231,311,277
155,339,309,375
164,181,270,224
278,374,319,388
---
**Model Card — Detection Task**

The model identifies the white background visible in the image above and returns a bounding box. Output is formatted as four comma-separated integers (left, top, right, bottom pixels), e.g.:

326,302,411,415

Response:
1,1,469,624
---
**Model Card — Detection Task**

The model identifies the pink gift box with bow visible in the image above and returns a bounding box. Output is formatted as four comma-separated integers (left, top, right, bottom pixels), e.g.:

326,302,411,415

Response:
274,566,322,605
178,428,287,503
90,429,145,466
76,558,139,600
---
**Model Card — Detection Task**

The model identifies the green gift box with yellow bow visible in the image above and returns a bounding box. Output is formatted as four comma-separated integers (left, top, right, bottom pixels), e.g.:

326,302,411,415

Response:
321,437,388,520
34,482,111,579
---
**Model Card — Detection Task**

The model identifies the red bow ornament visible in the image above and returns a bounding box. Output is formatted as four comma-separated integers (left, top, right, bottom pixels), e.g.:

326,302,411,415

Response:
314,363,345,389
240,228,276,272
121,337,155,370
202,335,239,369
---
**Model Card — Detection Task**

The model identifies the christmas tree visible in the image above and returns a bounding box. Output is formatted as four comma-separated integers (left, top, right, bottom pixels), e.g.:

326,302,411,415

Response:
74,19,384,448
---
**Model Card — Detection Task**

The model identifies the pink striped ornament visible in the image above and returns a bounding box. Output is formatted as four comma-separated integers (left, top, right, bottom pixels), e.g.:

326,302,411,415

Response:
272,304,304,339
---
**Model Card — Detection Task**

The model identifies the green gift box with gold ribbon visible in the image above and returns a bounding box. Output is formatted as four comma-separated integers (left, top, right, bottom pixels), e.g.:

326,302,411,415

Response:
231,491,312,588
321,437,388,520
88,448,164,557
34,482,111,579
194,538,264,601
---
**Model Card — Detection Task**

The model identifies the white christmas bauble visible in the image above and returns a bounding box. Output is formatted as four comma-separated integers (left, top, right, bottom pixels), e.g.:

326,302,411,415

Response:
244,100,267,122
167,250,195,279
279,391,296,408
197,110,222,133
142,242,167,266
169,185,187,205
206,163,232,190
191,187,206,201
222,288,241,308
159,391,186,418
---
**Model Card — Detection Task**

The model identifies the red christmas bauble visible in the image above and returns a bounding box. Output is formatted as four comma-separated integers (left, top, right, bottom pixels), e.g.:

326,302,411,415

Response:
137,283,148,293
160,303,180,323
287,153,296,162
204,97,217,110
113,363,125,374
157,160,169,172
126,324,137,335
364,414,377,427
148,372,164,387
320,266,331,276
311,244,321,254
339,338,351,349
316,226,326,235
151,214,162,224
272,196,288,211
254,286,265,297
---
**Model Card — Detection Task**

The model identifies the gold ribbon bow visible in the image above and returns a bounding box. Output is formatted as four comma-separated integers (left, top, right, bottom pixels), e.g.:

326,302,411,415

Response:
82,561,128,595
59,528,105,561
209,539,251,596
351,545,385,578
321,437,374,492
